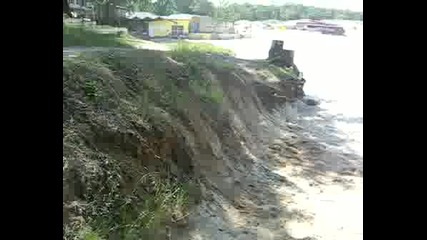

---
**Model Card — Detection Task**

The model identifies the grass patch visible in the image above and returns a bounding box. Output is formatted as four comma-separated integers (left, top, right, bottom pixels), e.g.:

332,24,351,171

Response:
171,41,235,56
167,41,237,104
63,51,216,239
266,64,299,80
63,24,153,48
87,172,189,240
63,169,190,240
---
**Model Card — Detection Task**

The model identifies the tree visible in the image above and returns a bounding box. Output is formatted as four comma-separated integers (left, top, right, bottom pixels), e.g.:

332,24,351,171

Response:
63,0,72,18
191,0,214,16
93,0,122,25
214,0,237,22
125,0,139,12
124,0,153,12
85,0,363,24
231,3,251,20
175,0,194,14
153,0,176,15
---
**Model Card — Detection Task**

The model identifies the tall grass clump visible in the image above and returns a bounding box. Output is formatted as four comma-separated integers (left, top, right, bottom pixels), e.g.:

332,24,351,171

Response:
63,52,201,240
168,41,236,104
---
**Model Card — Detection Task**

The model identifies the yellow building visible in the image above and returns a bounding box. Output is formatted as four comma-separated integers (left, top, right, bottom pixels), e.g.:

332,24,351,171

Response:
148,19,174,37
125,12,208,38
163,14,199,37
147,18,194,38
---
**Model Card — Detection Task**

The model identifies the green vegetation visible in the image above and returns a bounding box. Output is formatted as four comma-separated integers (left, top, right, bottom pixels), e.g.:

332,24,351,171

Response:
267,64,299,80
63,46,235,239
100,0,362,22
171,41,234,57
169,41,236,103
217,2,363,22
79,0,361,29
63,53,192,239
63,24,153,48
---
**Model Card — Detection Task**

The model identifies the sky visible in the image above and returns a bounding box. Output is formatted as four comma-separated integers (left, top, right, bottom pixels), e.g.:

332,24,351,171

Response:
210,0,363,12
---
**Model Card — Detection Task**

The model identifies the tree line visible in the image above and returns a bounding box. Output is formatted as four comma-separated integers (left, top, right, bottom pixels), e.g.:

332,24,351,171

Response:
124,0,363,21
66,0,362,24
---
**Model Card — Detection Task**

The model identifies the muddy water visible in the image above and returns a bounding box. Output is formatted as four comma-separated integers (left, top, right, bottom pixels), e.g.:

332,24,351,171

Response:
291,31,363,240
271,31,363,240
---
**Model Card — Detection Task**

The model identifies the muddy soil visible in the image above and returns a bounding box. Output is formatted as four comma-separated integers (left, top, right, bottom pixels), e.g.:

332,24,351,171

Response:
173,100,363,240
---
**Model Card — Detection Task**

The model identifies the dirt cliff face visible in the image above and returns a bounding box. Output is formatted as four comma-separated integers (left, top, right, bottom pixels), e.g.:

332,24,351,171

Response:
63,48,304,239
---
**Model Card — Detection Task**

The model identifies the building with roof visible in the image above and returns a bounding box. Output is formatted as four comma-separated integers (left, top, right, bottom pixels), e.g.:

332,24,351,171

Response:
163,14,198,37
125,12,174,38
125,12,213,38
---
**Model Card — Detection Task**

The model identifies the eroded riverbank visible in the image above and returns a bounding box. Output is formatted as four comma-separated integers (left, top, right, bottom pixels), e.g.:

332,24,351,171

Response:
176,101,363,240
178,30,363,240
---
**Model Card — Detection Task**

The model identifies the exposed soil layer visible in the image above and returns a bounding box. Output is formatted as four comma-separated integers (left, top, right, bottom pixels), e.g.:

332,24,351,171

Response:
63,48,308,239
